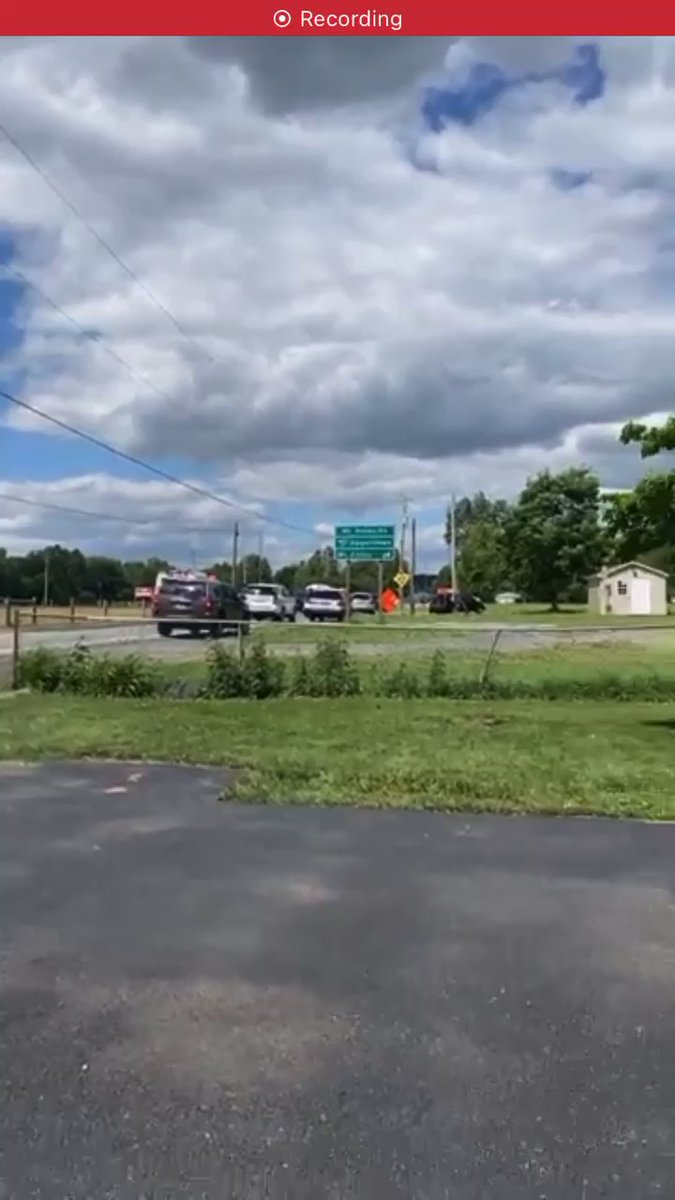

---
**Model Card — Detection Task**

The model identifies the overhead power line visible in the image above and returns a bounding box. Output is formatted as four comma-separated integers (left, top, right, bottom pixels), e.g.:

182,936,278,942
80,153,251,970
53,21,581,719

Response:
0,490,231,534
0,384,316,537
3,262,183,410
0,119,219,364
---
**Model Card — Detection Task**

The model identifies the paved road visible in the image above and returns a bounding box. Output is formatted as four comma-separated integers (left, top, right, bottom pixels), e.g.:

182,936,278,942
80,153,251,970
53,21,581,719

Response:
1,761,675,1198
0,618,666,664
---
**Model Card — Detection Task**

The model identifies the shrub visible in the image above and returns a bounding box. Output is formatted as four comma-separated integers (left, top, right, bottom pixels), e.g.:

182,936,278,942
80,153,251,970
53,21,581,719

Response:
18,642,159,698
241,639,286,699
204,643,245,698
379,661,422,698
18,646,64,693
290,655,311,696
426,651,449,697
308,639,361,697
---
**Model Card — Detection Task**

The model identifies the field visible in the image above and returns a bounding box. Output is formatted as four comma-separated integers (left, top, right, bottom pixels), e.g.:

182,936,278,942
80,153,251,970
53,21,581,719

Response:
1,692,674,818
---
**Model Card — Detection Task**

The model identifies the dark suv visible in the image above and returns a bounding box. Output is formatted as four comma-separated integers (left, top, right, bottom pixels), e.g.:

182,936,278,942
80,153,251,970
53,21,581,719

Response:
153,578,249,638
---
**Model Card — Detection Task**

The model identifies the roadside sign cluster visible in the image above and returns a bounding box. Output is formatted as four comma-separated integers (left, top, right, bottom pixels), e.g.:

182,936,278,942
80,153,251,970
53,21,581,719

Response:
334,524,395,562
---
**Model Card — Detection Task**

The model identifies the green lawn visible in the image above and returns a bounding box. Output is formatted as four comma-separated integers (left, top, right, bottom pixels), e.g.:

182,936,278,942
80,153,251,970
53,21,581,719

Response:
161,635,675,697
2,693,674,819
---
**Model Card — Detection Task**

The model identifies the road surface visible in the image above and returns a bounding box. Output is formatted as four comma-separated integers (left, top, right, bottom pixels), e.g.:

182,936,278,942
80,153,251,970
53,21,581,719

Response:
1,760,675,1198
0,617,668,664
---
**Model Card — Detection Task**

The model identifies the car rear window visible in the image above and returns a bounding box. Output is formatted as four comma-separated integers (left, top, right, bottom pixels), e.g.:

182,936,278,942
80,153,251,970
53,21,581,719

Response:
160,581,207,597
245,585,277,596
307,589,342,601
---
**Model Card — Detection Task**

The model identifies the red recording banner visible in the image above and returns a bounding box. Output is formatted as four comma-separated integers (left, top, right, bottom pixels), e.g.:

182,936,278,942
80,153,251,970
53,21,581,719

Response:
0,5,665,33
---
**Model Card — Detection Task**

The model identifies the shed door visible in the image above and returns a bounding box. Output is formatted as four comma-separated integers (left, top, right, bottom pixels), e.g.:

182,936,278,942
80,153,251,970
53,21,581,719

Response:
630,577,651,615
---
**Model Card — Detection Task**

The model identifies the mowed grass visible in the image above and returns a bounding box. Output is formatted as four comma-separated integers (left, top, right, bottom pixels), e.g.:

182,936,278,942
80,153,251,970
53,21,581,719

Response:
1,692,674,818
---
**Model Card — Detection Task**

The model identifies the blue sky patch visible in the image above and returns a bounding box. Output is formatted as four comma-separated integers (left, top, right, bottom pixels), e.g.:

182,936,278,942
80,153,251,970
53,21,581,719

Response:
421,42,606,132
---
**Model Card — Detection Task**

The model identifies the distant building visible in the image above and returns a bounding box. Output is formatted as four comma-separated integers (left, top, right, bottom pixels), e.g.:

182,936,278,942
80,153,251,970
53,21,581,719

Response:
588,562,668,617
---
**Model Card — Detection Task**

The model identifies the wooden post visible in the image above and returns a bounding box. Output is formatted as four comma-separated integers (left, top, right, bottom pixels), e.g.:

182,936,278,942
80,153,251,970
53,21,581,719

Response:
103,601,110,616
479,628,503,687
237,622,245,662
4,599,11,628
410,518,417,617
69,598,76,624
377,562,384,623
11,608,20,690
31,604,37,626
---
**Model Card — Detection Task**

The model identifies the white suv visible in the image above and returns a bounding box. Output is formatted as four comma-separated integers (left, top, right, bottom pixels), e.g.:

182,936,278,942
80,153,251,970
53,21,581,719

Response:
242,583,296,622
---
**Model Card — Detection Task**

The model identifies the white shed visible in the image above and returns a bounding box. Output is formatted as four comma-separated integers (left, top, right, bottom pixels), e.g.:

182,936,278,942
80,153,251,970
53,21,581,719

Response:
588,561,669,617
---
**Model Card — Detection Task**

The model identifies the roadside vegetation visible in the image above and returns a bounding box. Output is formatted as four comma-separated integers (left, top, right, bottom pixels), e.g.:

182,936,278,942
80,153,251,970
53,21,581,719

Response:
1,691,674,819
15,634,675,703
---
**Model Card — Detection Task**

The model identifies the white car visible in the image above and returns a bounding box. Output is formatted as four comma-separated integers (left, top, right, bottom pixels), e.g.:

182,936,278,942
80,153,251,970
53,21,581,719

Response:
242,583,296,622
303,586,346,622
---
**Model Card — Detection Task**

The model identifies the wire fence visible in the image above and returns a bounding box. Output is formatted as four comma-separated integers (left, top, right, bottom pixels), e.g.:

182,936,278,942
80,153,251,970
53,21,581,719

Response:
3,605,675,695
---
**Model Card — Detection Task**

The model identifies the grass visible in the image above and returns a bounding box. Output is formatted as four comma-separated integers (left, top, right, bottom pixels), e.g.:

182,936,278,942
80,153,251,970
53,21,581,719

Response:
152,635,675,697
2,692,675,818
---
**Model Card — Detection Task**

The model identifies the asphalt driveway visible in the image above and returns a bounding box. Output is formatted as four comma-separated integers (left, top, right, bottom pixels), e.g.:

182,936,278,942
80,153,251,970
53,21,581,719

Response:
1,761,674,1198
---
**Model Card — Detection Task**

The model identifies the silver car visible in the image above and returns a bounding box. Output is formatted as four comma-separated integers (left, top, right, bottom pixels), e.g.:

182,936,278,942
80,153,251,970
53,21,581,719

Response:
350,591,377,615
242,583,296,622
303,586,346,622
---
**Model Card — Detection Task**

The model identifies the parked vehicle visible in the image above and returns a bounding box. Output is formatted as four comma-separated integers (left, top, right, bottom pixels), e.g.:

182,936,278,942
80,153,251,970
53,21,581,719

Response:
242,583,296,622
303,586,346,622
429,591,485,615
153,575,249,637
350,591,377,615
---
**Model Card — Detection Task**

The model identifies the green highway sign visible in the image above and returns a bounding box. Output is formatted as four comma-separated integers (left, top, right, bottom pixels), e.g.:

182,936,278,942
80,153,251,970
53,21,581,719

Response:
334,524,396,562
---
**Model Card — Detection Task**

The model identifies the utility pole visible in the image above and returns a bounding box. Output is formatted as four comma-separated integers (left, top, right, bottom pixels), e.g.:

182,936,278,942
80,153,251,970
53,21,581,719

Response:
232,522,239,588
450,493,458,593
410,517,417,616
399,496,410,613
42,549,50,607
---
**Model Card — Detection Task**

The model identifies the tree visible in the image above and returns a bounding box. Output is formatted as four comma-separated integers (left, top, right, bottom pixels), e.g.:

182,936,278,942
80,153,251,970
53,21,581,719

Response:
240,553,272,583
603,475,675,561
444,492,511,598
620,418,675,458
457,520,509,601
505,468,605,610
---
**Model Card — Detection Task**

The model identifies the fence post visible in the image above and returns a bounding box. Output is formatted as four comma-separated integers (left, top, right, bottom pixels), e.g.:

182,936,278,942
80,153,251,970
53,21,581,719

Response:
31,604,37,626
11,608,20,690
69,598,75,624
103,601,110,616
479,628,503,687
4,599,11,628
237,622,245,662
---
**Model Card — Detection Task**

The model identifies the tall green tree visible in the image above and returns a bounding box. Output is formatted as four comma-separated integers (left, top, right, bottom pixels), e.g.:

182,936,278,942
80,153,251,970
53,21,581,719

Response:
444,492,510,597
505,468,605,610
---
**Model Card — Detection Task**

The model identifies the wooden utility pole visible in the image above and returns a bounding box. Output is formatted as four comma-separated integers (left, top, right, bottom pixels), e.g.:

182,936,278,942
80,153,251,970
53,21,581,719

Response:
450,493,458,593
42,550,50,608
399,496,409,614
232,523,240,588
410,517,417,616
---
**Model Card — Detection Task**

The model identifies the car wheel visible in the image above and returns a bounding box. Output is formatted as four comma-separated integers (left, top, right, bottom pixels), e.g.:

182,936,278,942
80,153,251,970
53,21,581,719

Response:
157,623,173,638
188,626,201,638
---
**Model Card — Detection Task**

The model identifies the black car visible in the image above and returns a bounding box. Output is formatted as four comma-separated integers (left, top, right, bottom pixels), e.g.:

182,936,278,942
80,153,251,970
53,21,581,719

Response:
429,591,485,614
153,578,249,637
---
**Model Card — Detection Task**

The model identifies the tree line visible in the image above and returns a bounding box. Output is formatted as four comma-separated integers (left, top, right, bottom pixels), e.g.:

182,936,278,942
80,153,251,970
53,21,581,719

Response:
3,416,674,609
0,543,410,607
443,417,675,608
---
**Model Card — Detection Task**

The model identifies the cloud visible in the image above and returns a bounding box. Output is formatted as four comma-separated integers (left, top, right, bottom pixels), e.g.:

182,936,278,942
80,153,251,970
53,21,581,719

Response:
1,36,675,559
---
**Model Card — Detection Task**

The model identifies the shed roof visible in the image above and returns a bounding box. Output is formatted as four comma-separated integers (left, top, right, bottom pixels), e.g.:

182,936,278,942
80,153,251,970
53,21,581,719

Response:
597,560,669,580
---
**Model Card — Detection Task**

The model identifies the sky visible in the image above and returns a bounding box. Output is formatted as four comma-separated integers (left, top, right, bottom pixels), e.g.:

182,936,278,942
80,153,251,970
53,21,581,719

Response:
1,35,674,569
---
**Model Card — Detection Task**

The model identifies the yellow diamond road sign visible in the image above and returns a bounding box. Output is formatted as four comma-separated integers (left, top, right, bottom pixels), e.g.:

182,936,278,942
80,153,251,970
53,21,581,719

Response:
394,571,410,589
